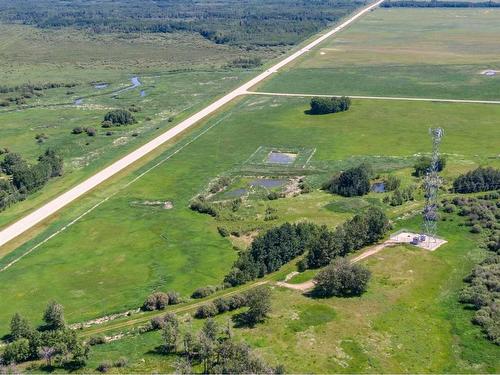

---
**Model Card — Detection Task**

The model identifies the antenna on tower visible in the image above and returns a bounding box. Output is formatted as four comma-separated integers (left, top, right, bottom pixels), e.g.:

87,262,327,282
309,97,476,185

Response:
421,127,444,245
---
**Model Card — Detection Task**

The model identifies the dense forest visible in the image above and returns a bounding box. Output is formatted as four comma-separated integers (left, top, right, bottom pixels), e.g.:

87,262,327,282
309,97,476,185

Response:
382,0,500,7
0,0,366,47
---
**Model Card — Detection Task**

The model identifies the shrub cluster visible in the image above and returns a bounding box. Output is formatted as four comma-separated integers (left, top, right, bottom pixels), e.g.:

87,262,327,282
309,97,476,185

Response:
383,175,401,191
191,286,219,299
453,167,500,193
97,357,128,373
102,109,136,127
383,185,416,206
0,149,63,212
324,163,372,197
459,255,500,344
142,291,181,311
194,294,247,319
309,96,351,115
227,57,262,69
443,193,499,344
313,258,371,297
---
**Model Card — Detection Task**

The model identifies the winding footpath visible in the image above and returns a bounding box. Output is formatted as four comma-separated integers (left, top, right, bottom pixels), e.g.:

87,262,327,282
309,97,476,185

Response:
0,0,384,248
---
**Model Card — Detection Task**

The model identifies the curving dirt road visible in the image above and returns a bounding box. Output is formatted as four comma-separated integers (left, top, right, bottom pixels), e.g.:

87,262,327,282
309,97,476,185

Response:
0,0,384,248
277,239,398,291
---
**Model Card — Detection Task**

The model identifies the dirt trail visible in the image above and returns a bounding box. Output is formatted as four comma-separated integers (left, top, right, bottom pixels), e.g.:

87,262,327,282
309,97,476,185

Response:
277,240,398,291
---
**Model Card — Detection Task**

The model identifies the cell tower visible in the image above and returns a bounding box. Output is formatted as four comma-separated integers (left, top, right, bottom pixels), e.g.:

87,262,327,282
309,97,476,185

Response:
422,127,444,242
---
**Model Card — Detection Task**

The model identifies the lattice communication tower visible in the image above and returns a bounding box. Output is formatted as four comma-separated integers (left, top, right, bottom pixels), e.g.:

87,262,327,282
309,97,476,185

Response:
422,127,444,242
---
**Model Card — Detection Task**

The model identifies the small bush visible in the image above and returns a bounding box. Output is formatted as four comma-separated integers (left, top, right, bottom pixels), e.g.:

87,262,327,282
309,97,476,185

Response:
194,302,218,319
143,292,169,311
471,224,482,234
267,191,279,200
313,258,371,297
72,127,84,134
88,335,106,346
97,360,113,373
218,226,230,237
114,357,128,368
213,297,230,313
151,316,167,330
85,127,97,136
101,120,113,128
167,291,181,305
191,286,217,299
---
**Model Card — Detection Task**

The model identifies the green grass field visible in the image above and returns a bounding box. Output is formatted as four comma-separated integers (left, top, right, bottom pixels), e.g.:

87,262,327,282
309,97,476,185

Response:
44,214,500,373
257,8,500,99
0,96,499,336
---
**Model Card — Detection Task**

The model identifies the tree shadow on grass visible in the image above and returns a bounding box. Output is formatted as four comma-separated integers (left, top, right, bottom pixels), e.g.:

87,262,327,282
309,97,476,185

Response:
304,109,324,115
231,312,258,329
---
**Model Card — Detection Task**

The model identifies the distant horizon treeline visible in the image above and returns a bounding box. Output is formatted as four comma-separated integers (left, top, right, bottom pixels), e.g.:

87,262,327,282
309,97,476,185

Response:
0,0,366,47
382,0,500,7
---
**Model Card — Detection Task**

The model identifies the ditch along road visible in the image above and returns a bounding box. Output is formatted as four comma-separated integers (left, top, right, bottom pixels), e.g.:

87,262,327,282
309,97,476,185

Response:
0,0,384,248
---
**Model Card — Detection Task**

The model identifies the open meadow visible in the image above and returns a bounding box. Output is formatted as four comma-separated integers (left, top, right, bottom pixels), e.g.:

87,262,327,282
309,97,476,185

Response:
0,95,499,336
258,8,500,100
53,214,500,373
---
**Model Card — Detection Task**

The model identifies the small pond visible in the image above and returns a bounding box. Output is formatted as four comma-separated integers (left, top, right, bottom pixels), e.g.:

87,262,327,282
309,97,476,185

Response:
74,98,84,105
371,182,386,193
94,83,109,89
249,178,286,189
267,151,297,164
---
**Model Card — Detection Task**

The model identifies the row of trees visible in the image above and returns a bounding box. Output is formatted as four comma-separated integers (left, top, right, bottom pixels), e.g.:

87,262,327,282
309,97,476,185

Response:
309,96,351,115
306,207,389,268
0,149,63,211
224,206,388,286
2,302,89,369
324,163,372,197
194,287,271,328
224,222,320,286
453,167,499,193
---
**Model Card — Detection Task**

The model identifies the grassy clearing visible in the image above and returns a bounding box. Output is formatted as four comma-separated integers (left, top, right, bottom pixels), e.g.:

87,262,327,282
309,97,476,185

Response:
258,8,500,99
0,96,498,336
